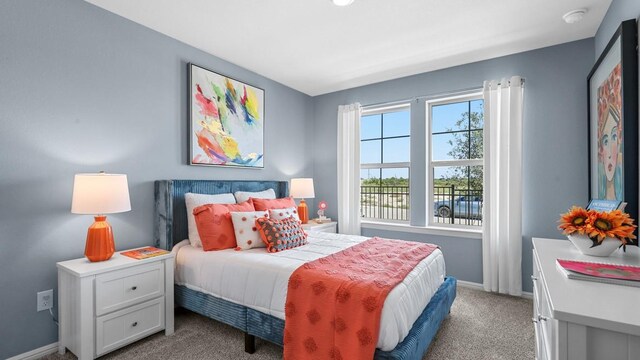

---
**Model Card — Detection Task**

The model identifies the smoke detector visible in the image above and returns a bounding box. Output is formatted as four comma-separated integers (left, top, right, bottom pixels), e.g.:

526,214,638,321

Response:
563,9,587,24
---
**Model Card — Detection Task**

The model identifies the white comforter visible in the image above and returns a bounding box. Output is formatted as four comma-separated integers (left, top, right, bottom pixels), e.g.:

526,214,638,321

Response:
173,232,446,351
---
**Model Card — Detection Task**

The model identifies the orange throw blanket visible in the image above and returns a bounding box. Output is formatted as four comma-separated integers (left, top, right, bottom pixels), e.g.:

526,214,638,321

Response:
283,237,439,360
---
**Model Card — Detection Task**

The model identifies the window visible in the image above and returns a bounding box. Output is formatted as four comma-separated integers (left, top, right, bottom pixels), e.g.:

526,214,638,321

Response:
360,104,410,223
427,94,483,228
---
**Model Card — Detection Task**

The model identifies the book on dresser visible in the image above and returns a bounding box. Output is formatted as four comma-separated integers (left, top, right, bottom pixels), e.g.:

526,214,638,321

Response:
121,246,170,260
556,258,640,288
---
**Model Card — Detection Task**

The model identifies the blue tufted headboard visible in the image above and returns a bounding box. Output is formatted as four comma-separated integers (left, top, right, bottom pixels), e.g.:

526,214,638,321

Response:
154,180,289,250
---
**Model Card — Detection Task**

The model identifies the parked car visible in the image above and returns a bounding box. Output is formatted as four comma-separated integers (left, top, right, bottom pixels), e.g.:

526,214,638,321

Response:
434,196,482,219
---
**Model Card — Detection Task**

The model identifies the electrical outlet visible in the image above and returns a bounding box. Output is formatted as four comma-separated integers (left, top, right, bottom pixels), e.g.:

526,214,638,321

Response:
37,289,53,312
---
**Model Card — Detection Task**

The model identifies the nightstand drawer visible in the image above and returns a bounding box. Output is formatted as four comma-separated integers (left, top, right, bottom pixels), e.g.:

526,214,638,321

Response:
96,298,165,356
96,262,164,316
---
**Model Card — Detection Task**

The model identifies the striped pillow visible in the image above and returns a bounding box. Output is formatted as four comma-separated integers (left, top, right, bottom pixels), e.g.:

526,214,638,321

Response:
255,216,308,253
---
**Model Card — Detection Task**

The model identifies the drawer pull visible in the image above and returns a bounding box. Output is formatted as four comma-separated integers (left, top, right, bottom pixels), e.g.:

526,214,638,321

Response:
132,321,138,327
531,275,538,281
531,317,538,324
538,315,548,322
131,286,137,291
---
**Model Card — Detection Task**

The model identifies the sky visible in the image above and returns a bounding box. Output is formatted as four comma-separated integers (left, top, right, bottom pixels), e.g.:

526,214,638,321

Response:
360,99,483,181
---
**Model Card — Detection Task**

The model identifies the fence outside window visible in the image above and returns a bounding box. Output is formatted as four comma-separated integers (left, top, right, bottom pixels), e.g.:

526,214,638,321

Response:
360,185,410,221
360,185,482,226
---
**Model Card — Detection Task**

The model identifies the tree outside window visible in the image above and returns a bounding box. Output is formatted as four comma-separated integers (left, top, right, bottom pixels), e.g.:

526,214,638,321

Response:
429,96,484,227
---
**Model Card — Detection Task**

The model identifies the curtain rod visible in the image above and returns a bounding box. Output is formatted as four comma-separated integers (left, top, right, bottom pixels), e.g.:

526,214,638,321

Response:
361,78,525,110
362,86,481,110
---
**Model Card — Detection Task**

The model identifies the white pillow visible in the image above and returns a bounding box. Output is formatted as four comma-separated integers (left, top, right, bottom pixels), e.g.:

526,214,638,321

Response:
230,211,269,250
269,207,300,221
234,188,276,204
185,192,236,247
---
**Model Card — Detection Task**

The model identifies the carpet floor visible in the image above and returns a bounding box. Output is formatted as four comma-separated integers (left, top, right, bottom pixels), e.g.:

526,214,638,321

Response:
42,286,534,360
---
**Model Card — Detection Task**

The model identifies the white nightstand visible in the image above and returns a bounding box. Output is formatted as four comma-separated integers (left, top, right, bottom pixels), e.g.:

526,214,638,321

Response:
301,221,337,233
57,248,175,360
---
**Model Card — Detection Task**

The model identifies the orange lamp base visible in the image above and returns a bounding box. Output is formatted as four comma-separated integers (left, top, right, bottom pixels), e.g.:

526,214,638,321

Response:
298,199,309,224
84,215,115,262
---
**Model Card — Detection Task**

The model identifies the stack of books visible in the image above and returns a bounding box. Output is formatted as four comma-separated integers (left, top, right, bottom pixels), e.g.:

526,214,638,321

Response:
556,259,640,288
587,199,626,211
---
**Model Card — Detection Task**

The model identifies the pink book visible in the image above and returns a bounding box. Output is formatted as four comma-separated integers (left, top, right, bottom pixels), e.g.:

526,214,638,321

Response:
121,247,169,260
556,259,640,287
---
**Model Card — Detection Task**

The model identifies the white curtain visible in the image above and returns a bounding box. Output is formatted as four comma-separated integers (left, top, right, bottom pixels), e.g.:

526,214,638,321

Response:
482,76,524,296
337,103,362,235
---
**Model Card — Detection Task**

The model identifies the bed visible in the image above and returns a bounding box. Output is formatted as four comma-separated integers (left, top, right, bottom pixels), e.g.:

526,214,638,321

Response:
154,180,456,360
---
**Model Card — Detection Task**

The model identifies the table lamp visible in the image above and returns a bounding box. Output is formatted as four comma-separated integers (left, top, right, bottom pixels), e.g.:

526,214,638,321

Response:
290,178,315,224
71,172,131,262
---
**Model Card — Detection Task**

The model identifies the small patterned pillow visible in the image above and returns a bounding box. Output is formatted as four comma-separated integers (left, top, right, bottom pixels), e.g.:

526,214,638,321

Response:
255,216,308,253
230,211,269,250
269,207,300,221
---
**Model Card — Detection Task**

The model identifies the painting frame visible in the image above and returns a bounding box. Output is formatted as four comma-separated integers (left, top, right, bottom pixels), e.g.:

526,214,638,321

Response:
189,63,265,169
587,19,638,244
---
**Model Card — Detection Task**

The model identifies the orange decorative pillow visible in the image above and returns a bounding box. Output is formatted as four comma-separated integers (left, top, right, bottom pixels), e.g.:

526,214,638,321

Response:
193,201,255,251
251,197,296,211
255,216,308,253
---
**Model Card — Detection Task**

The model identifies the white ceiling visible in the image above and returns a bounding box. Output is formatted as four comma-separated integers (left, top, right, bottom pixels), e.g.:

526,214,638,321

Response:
85,0,611,96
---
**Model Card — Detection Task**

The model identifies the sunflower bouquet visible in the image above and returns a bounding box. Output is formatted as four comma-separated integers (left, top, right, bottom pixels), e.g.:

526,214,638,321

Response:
558,206,637,250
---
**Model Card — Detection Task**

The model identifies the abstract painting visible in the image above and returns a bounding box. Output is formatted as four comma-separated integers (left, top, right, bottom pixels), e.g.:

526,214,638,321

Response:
189,63,264,168
587,20,638,243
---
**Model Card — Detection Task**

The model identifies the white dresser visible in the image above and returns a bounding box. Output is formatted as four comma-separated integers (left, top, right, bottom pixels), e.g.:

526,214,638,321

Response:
57,249,175,359
532,238,640,360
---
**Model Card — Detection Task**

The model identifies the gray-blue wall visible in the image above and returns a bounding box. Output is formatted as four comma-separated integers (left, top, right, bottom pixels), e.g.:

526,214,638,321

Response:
313,38,595,292
0,1,313,358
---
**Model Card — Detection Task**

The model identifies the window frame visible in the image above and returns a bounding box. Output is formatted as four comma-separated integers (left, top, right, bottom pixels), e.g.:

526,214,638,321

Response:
425,92,484,230
360,103,411,224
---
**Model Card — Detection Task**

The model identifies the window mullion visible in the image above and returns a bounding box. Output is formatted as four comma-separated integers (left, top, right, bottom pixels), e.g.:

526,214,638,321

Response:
431,159,482,167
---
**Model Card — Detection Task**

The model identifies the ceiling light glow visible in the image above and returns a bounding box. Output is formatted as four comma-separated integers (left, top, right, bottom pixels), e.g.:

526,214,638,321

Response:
332,0,354,6
562,9,587,24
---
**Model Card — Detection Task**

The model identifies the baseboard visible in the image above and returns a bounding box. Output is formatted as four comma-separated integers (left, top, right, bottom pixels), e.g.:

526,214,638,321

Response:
457,280,533,299
521,291,533,300
456,279,485,291
6,342,58,360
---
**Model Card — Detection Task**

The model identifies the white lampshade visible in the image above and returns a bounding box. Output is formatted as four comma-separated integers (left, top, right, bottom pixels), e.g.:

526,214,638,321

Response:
71,173,131,214
290,178,315,199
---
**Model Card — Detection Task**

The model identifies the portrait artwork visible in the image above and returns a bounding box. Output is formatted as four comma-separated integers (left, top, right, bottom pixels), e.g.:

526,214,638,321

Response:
587,20,638,244
596,64,623,201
